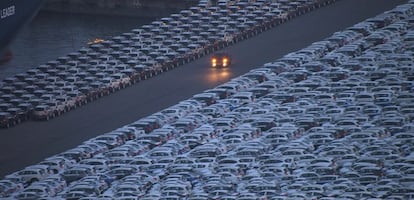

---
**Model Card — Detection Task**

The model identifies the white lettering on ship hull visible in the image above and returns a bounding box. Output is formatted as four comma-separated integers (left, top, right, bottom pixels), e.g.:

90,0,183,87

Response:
1,5,15,19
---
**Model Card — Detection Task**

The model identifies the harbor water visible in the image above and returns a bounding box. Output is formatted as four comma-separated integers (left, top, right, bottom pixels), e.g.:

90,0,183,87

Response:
0,11,154,80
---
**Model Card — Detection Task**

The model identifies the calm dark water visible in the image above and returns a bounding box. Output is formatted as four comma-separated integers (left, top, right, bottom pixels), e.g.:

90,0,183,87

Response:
0,11,154,80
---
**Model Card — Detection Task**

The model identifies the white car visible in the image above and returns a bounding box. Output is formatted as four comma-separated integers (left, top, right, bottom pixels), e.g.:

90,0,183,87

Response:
232,92,255,104
6,166,50,185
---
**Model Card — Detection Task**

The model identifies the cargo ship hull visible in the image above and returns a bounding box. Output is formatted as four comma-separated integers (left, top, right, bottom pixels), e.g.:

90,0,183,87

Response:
0,0,44,62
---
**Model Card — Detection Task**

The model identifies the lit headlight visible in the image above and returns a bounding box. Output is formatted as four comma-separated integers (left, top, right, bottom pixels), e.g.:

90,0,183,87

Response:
223,58,228,66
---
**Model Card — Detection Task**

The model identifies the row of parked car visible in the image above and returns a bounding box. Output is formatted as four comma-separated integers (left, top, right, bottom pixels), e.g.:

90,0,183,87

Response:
1,0,414,199
0,0,338,128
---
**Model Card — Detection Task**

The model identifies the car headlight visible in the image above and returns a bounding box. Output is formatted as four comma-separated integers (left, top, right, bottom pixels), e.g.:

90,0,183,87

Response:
223,58,228,66
212,58,217,67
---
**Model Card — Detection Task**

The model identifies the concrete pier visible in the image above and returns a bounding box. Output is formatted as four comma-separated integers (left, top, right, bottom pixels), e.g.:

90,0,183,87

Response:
41,0,199,17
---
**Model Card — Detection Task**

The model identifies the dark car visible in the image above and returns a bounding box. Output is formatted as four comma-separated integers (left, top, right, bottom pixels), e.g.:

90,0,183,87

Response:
211,53,231,68
0,112,16,128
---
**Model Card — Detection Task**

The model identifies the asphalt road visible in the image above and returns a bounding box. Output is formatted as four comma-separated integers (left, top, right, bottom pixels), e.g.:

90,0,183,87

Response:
0,0,406,177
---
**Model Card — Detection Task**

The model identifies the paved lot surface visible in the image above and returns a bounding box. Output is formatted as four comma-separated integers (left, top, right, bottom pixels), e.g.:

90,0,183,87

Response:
0,0,406,177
